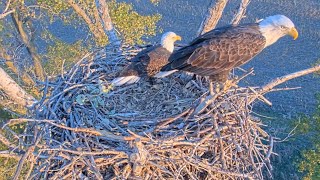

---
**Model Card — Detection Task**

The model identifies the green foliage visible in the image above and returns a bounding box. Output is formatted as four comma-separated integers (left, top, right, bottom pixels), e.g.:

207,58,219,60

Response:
42,31,89,76
299,146,320,180
150,0,161,5
0,21,4,32
0,108,12,121
297,94,320,179
37,0,70,14
44,40,89,76
37,0,161,45
109,0,161,44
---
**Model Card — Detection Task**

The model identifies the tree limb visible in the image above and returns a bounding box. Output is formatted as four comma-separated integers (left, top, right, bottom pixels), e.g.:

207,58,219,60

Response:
259,65,320,93
11,12,45,81
0,150,21,160
0,66,36,107
0,133,15,149
230,0,251,25
3,0,12,13
96,0,120,44
197,0,229,35
92,2,106,36
0,9,15,19
67,0,105,40
0,0,15,19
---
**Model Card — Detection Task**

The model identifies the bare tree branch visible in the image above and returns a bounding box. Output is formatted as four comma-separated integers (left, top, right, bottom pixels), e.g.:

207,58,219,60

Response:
0,151,21,160
260,65,320,93
0,0,15,19
0,66,36,107
67,0,106,41
230,0,251,25
92,2,106,36
11,12,45,81
0,9,15,19
3,0,12,12
0,133,15,149
96,0,120,45
197,0,229,35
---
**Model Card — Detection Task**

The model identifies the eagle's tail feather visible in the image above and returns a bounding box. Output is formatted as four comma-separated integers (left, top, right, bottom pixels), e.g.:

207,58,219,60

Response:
154,70,178,78
111,76,141,86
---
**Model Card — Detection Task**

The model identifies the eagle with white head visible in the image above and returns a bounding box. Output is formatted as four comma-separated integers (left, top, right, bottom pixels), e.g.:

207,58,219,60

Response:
155,15,298,92
111,32,181,86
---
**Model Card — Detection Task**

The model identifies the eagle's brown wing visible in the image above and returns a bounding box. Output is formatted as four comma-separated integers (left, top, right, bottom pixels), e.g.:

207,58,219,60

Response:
162,24,266,82
119,45,171,77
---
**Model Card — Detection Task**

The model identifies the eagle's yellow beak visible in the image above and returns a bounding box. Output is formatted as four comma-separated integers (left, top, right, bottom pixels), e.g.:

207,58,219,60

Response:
288,27,298,40
175,35,182,41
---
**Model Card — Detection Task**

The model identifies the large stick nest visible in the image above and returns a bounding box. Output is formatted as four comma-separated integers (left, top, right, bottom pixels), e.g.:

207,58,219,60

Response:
5,46,275,179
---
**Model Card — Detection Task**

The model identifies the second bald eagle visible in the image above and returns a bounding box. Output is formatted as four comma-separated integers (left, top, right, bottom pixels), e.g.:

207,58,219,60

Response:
111,32,181,86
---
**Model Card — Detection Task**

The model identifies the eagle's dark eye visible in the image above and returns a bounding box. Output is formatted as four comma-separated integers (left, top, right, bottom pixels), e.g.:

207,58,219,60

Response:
280,25,286,29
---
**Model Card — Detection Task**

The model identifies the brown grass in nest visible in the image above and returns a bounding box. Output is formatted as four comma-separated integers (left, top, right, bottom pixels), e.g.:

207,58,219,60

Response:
4,45,319,180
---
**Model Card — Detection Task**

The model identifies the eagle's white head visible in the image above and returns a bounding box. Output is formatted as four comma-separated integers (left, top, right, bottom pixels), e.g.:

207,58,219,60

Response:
258,15,298,47
161,32,182,52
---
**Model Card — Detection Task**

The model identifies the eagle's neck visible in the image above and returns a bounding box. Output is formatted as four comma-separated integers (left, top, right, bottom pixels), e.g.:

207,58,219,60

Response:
258,23,286,48
161,39,174,52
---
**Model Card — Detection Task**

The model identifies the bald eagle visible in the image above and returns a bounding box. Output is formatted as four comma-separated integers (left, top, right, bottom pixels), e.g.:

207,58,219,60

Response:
155,15,298,93
111,32,182,86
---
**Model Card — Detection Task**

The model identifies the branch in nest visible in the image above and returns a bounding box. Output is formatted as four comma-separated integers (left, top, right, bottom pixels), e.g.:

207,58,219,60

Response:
3,119,102,136
0,132,16,149
39,148,127,156
0,150,21,160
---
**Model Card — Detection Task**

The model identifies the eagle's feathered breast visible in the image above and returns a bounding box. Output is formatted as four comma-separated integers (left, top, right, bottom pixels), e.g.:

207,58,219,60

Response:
163,24,266,82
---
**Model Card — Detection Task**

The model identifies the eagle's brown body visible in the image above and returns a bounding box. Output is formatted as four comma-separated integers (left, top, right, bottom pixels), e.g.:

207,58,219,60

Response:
119,45,171,77
112,31,181,86
161,24,266,82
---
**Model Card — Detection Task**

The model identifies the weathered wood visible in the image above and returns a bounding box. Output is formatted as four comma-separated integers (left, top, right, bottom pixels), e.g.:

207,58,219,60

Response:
230,0,251,25
97,0,120,44
0,66,36,107
197,0,229,35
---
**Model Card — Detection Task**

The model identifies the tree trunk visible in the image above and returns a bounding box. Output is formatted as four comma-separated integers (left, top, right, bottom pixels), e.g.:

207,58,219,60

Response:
197,0,229,35
96,0,120,45
11,12,45,81
0,66,36,107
